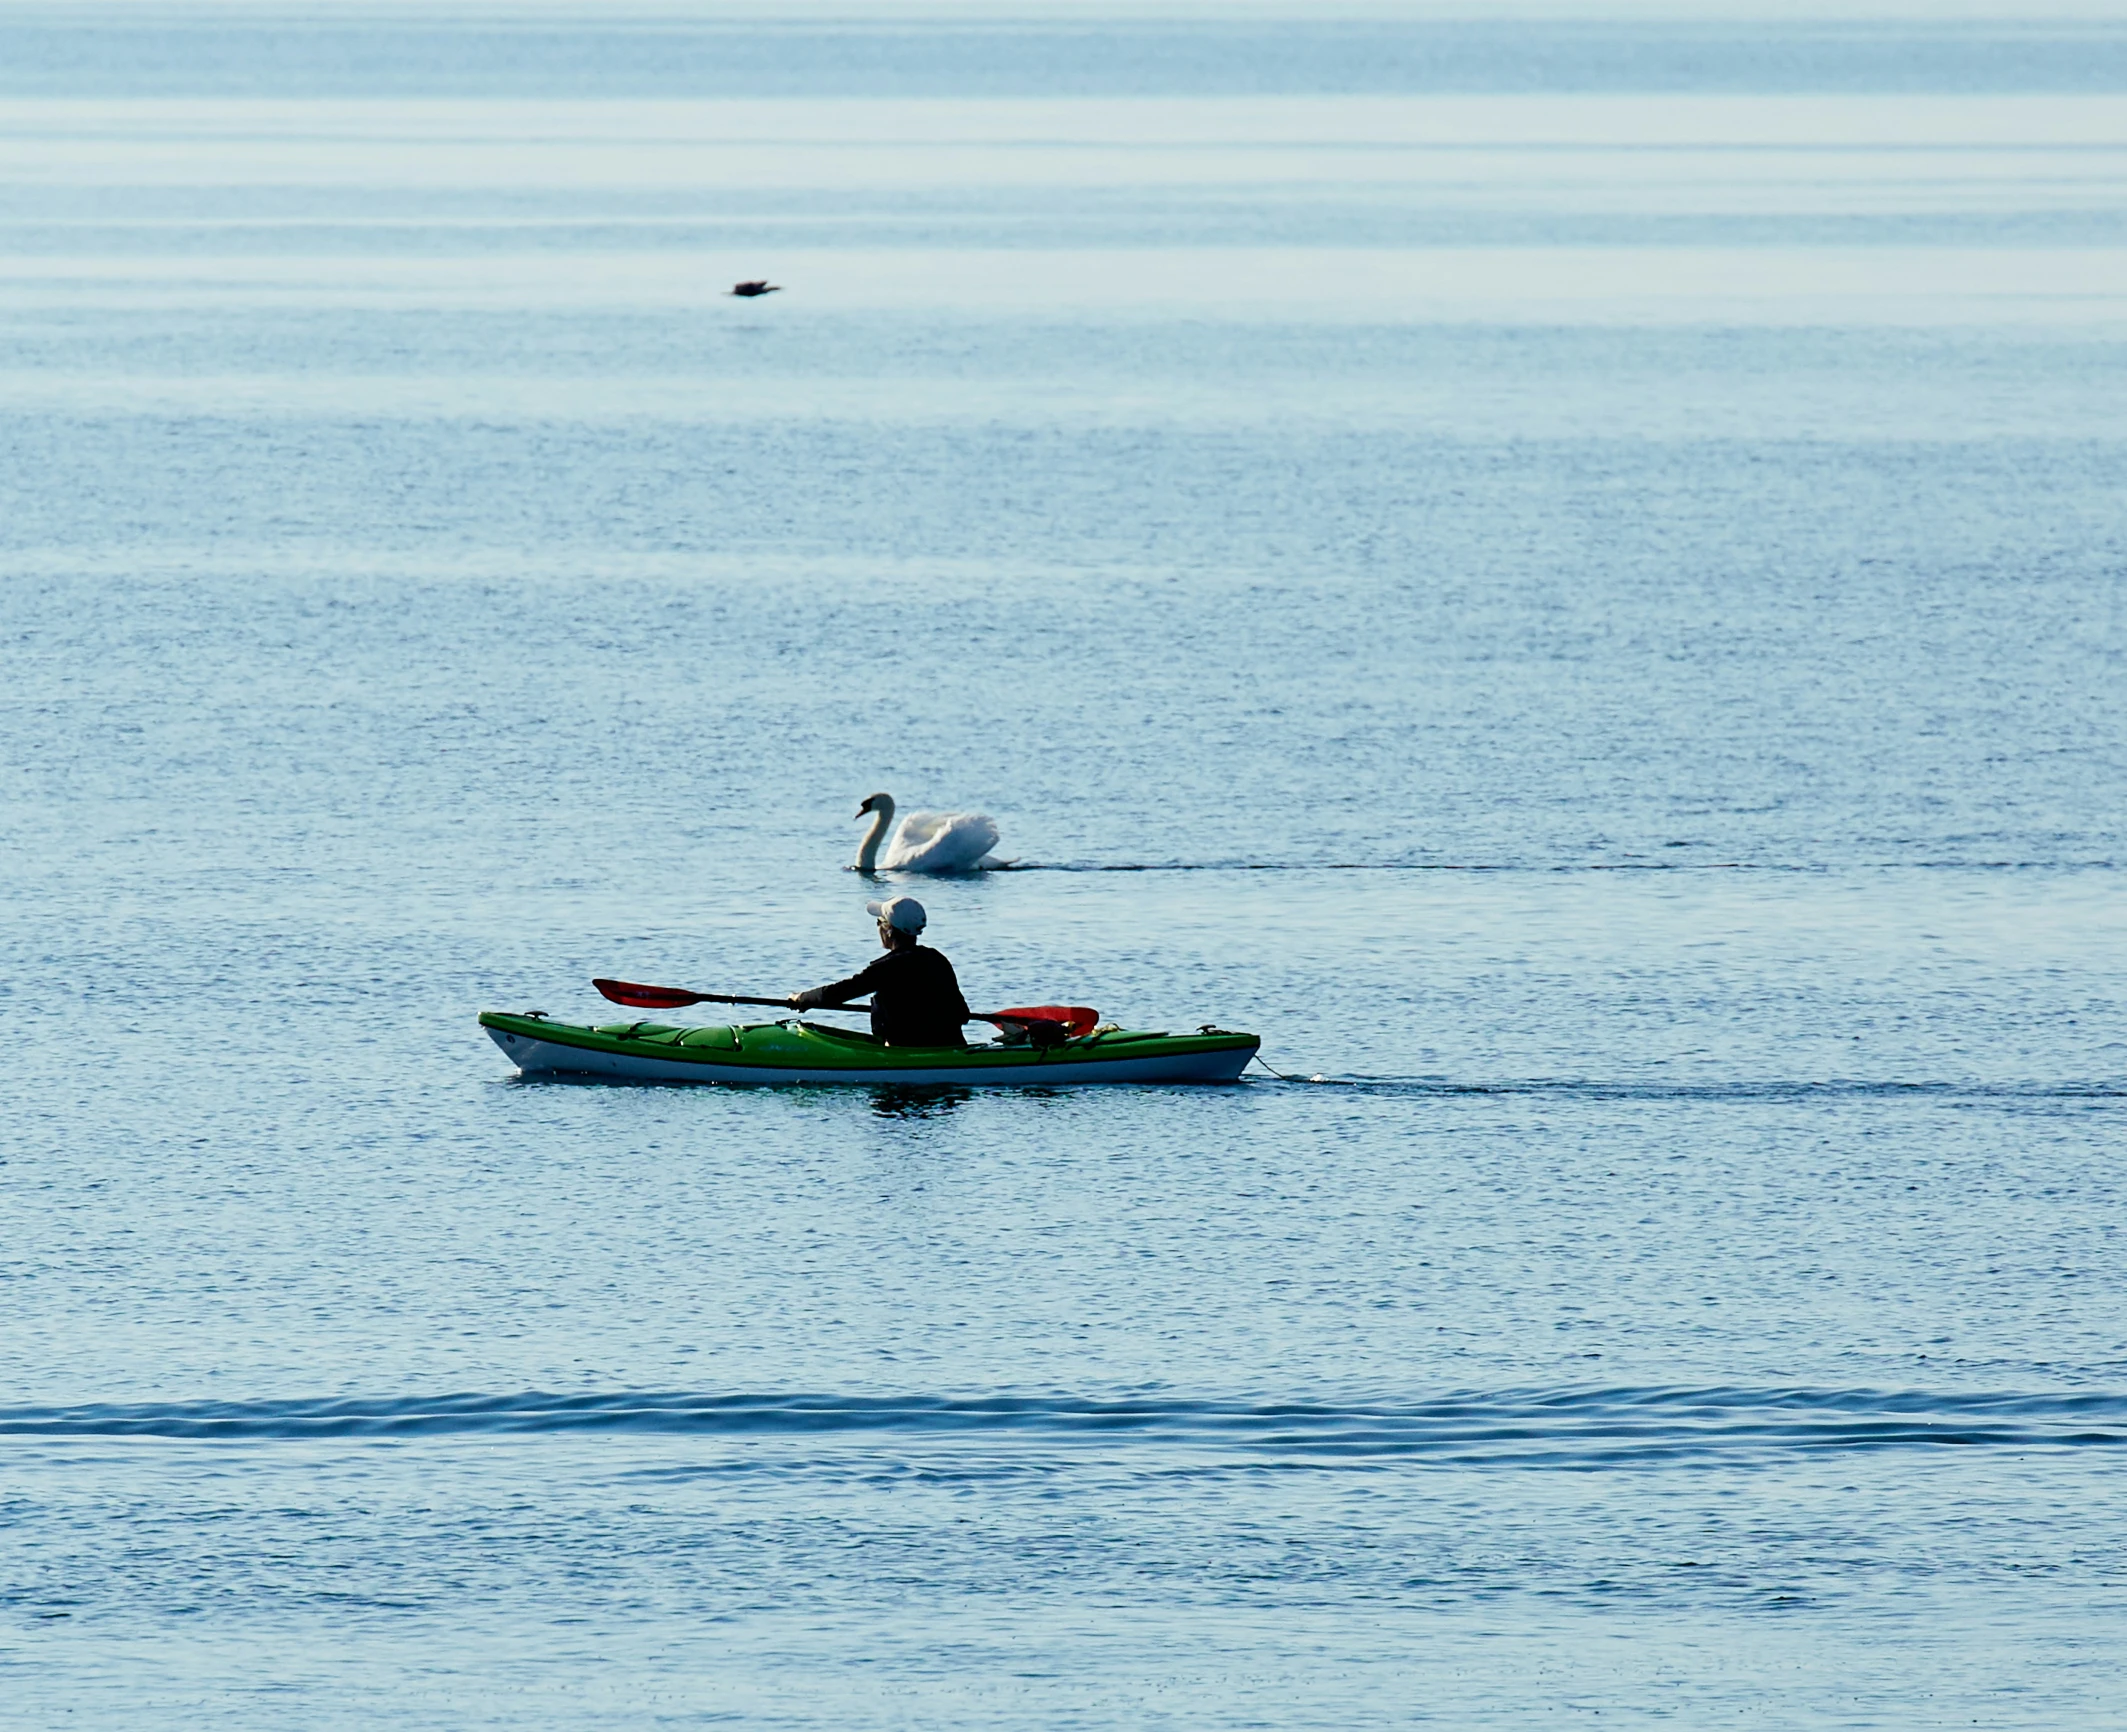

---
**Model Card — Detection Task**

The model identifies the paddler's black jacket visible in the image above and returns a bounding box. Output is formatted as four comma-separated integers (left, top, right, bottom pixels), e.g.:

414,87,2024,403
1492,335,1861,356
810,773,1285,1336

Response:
813,944,971,1047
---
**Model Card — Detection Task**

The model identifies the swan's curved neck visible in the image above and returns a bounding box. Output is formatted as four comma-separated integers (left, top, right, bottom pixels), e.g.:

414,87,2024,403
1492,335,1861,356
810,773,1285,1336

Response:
855,797,895,871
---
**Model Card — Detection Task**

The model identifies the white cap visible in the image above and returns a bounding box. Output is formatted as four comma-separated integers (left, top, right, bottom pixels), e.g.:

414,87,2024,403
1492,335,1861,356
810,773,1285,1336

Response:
866,895,927,933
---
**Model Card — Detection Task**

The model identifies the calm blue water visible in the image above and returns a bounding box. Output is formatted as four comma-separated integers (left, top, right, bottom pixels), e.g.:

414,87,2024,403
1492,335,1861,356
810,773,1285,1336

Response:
5,5,2127,1725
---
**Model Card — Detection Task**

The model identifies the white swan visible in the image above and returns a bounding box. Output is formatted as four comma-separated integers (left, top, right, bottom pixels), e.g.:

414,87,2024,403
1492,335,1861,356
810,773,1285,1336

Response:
854,792,1002,874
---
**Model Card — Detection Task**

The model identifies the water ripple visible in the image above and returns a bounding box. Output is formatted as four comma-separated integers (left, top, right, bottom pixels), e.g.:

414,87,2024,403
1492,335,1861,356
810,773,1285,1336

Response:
6,1387,2123,1463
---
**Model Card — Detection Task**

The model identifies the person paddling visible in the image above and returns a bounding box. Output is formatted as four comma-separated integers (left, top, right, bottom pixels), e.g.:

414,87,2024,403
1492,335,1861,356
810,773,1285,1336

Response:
789,896,971,1046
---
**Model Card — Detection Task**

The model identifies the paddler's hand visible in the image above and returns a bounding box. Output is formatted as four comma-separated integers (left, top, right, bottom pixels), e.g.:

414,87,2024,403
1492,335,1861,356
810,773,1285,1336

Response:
790,989,826,1010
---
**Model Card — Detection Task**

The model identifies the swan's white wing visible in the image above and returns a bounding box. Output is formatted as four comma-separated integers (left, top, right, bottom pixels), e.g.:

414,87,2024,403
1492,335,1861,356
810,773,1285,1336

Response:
884,810,1000,873
889,811,952,851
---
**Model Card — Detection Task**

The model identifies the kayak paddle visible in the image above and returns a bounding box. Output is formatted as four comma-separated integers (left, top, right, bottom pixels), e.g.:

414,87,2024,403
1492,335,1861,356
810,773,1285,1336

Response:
593,980,800,1014
591,978,1099,1038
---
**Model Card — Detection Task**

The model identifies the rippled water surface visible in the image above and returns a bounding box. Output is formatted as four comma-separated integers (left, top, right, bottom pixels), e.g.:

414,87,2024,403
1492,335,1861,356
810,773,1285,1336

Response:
4,4,2127,1725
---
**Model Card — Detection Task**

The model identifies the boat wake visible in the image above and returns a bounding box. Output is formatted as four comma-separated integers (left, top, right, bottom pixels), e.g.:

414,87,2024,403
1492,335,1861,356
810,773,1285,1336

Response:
1263,1076,2127,1102
7,1386,2125,1465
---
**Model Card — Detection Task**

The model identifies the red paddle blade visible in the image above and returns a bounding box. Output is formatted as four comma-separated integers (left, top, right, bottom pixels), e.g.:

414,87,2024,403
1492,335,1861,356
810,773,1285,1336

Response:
593,978,704,1010
995,1004,1100,1038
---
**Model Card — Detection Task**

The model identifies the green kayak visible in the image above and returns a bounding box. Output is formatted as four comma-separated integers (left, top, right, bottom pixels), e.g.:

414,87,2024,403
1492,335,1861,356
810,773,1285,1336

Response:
481,1011,1259,1086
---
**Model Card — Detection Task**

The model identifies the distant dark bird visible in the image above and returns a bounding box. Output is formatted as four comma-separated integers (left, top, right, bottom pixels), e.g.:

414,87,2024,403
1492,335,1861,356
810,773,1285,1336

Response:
729,280,781,298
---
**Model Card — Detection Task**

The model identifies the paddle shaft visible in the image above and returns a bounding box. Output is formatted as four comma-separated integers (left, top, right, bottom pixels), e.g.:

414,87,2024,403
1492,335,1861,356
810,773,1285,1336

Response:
590,979,1076,1029
679,990,870,1015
